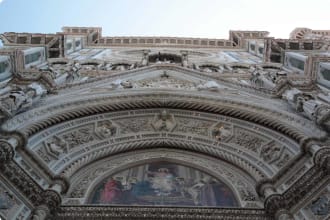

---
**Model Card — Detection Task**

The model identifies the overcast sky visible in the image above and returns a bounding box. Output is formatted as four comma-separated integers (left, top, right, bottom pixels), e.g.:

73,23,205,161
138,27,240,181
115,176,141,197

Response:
0,0,328,39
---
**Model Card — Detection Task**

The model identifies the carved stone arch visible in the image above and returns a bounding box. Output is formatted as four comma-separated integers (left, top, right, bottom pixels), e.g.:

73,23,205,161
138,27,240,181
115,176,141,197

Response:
22,105,308,183
6,91,322,141
66,149,261,208
57,136,267,181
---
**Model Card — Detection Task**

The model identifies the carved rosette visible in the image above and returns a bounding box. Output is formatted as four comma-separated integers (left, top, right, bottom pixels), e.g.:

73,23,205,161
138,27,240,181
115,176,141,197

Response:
0,140,14,163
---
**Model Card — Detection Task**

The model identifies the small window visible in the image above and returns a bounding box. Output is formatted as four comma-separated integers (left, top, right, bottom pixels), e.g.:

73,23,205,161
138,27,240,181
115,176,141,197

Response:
288,57,305,71
250,44,255,51
258,47,264,54
25,52,41,65
320,66,330,81
75,40,81,47
66,42,72,50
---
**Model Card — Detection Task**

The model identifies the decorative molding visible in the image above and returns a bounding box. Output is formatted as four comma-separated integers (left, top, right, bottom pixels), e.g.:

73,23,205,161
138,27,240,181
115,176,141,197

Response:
55,206,271,220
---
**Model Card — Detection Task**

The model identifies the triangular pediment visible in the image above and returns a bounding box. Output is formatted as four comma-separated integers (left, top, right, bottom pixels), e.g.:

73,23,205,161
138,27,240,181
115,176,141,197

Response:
74,66,235,94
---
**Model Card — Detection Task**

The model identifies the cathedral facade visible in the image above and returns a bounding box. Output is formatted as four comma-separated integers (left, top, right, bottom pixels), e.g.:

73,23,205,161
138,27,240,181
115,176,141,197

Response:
0,27,330,220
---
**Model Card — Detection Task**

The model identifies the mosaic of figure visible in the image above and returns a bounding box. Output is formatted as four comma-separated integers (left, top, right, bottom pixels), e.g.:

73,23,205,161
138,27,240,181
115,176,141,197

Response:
89,162,238,207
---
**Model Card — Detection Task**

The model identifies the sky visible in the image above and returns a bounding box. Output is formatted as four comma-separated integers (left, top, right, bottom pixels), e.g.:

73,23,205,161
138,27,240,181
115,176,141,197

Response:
0,0,329,40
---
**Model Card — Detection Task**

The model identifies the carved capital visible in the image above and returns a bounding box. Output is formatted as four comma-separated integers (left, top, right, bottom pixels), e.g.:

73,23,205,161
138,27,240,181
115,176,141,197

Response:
0,140,15,163
51,176,70,194
41,189,62,211
314,147,330,173
315,105,330,132
256,179,275,197
274,209,294,220
264,194,285,215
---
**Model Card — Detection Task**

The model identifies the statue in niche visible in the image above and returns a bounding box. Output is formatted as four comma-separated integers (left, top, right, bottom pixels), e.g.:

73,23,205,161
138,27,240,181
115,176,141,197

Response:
141,50,149,66
1,88,35,116
66,61,81,83
45,136,68,159
181,51,188,68
0,188,15,209
310,195,329,216
151,110,177,132
211,124,232,141
96,121,117,138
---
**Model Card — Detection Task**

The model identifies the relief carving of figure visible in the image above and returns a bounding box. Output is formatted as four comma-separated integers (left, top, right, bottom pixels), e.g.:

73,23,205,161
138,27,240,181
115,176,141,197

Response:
0,187,15,210
259,141,283,163
44,136,68,159
211,124,232,141
310,195,329,216
96,121,117,138
151,110,177,132
0,86,38,116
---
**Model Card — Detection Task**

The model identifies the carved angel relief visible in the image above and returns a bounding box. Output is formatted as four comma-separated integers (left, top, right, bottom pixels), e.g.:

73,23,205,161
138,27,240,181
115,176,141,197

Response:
44,136,68,159
151,110,177,132
211,123,232,141
259,141,283,163
95,120,117,138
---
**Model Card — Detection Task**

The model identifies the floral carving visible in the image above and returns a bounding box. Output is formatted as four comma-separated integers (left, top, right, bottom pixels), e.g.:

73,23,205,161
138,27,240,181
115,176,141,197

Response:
61,126,95,149
230,129,266,152
175,118,213,136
